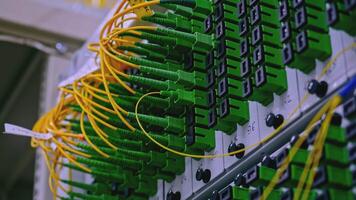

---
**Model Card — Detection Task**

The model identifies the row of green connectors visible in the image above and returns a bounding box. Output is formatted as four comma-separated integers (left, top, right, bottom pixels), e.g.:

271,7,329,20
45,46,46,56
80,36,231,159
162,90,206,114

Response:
230,186,354,200
222,123,355,200
281,0,331,74
212,0,250,134
327,0,356,36
238,0,287,106
156,1,219,154
60,1,222,199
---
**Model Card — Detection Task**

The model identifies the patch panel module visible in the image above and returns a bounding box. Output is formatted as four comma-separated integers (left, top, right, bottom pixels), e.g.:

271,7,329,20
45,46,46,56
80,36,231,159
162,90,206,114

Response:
3,0,356,200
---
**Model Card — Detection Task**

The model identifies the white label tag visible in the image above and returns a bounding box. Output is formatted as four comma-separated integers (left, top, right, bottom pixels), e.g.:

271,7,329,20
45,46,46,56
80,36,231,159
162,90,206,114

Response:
58,57,99,87
3,123,52,140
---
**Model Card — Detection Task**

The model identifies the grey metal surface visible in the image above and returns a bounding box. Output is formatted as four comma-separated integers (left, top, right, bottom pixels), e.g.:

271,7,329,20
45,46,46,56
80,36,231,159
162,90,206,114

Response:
188,81,347,200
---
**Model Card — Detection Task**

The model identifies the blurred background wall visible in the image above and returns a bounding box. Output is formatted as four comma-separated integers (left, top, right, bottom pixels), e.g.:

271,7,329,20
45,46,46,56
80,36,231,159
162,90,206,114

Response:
0,1,114,199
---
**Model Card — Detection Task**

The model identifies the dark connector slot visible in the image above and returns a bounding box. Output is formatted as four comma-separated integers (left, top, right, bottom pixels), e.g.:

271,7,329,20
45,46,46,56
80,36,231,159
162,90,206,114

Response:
207,69,215,88
250,187,263,200
240,38,249,57
292,0,304,8
282,43,293,65
186,124,195,146
218,186,233,200
217,57,227,77
345,0,356,11
296,31,308,53
216,21,226,39
313,166,327,187
348,143,356,163
295,7,307,30
218,77,228,97
208,108,217,128
207,89,216,108
252,25,262,46
184,52,194,71
215,3,224,22
242,78,252,98
219,97,230,118
280,22,291,42
250,5,261,26
253,45,264,65
245,166,259,185
205,50,214,69
255,66,267,87
346,122,356,140
239,17,249,36
279,0,289,21
241,57,251,77
327,3,338,26
217,38,226,58
343,96,356,119
185,106,195,126
237,0,246,18
204,14,213,33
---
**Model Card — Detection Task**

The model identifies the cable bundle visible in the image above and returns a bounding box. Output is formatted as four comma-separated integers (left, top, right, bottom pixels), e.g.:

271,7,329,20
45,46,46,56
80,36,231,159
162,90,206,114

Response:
26,0,356,199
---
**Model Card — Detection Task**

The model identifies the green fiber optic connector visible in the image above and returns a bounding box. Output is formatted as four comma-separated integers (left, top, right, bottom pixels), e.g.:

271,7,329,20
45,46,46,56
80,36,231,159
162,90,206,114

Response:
216,119,237,135
118,46,165,62
315,165,353,189
327,188,354,200
160,0,212,15
292,4,328,33
214,3,239,24
217,77,250,100
252,24,282,48
127,112,186,135
139,66,208,89
134,42,180,60
186,127,215,152
245,165,276,187
127,75,182,91
325,125,347,146
254,0,279,9
218,97,250,125
322,143,350,167
302,0,328,11
142,14,192,33
294,30,332,61
328,2,356,36
127,50,183,69
160,89,209,108
193,107,213,127
293,144,350,167
68,191,118,200
76,156,117,171
253,44,284,68
135,175,158,196
217,57,243,79
216,21,240,43
215,39,240,61
156,27,213,50
83,136,144,152
113,94,173,110
250,4,280,28
61,180,110,194
161,153,185,174
278,164,304,187
159,4,193,19
232,186,250,200
283,43,316,74
232,186,281,200
253,66,288,96
139,31,177,46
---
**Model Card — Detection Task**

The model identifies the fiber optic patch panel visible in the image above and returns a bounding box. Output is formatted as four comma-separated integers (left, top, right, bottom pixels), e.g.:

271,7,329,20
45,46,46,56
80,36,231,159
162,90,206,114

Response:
5,0,356,200
196,101,356,200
